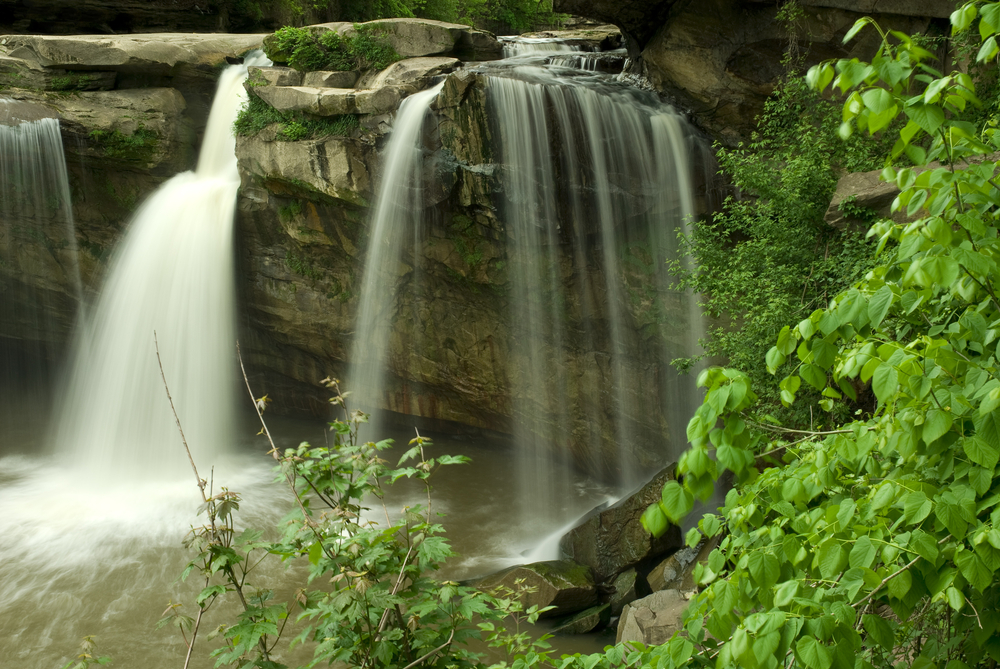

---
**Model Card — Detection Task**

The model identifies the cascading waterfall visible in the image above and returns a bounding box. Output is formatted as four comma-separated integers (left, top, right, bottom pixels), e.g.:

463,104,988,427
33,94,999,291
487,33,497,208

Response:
51,53,270,480
484,53,705,521
350,82,445,432
347,40,704,547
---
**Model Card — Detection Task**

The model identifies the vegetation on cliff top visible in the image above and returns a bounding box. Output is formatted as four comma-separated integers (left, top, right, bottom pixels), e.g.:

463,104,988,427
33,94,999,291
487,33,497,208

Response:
227,0,565,34
264,24,401,72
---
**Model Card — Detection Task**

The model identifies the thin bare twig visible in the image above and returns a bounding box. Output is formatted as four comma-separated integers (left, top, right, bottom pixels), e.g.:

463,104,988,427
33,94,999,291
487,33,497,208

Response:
155,331,207,503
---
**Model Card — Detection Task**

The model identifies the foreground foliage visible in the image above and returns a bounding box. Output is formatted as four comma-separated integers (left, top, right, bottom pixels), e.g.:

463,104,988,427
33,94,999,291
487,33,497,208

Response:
638,5,1000,668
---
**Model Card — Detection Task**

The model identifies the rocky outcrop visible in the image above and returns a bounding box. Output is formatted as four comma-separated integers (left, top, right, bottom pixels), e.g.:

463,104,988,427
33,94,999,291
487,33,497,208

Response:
616,588,689,646
553,603,611,634
473,560,599,617
553,0,675,53
560,467,683,583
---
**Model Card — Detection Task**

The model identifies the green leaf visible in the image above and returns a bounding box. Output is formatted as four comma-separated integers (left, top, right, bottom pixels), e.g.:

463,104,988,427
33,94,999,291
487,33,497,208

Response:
800,363,826,391
945,586,965,611
774,580,798,606
952,3,977,34
872,362,899,403
978,35,999,62
905,103,945,134
748,551,780,588
849,536,877,569
868,286,893,329
818,540,846,578
923,409,953,445
970,466,992,495
795,636,832,669
641,503,669,537
964,435,1000,470
956,549,993,591
862,613,894,651
660,480,694,524
909,529,939,562
843,18,872,44
903,491,933,524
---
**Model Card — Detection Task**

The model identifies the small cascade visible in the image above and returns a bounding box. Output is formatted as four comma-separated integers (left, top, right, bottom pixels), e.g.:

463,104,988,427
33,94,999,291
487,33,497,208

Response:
501,37,580,57
481,45,705,515
0,100,80,444
51,53,271,481
350,83,445,432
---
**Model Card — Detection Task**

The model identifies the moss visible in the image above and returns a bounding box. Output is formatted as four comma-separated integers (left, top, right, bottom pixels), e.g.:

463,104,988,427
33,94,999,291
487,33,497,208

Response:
278,199,303,223
449,213,485,271
284,249,323,282
89,124,159,162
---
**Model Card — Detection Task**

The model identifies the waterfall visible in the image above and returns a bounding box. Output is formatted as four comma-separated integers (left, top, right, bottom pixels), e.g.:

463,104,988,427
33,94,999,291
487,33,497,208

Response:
51,53,271,481
350,82,445,432
0,103,80,368
483,56,704,517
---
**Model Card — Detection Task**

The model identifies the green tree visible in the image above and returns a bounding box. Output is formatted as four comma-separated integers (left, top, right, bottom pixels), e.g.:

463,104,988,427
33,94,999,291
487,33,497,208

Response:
634,5,1000,667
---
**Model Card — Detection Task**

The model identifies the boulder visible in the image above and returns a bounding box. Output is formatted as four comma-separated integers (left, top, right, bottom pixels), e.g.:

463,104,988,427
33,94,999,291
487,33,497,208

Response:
254,85,404,116
473,560,598,618
236,130,373,207
0,53,115,91
609,568,638,616
0,98,57,125
824,168,899,230
553,603,611,634
560,466,682,583
250,66,302,87
359,56,459,91
303,70,359,88
616,588,689,646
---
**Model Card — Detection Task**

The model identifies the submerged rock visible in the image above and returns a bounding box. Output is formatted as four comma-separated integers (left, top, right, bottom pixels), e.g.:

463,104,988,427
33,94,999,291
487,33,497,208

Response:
474,559,599,618
553,603,611,634
560,466,682,583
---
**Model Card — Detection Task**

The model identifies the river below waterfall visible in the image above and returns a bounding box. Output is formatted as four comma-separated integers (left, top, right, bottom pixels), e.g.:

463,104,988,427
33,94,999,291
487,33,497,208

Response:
0,403,614,668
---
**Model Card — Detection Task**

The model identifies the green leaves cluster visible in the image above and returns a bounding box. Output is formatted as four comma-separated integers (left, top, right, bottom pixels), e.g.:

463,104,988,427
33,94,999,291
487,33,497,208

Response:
634,5,1000,668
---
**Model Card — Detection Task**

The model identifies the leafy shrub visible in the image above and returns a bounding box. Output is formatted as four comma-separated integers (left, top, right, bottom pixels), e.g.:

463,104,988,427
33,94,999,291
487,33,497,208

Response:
265,25,400,72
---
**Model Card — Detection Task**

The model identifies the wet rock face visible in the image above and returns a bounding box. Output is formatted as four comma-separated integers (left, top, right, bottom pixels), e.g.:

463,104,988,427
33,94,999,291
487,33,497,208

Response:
560,466,683,583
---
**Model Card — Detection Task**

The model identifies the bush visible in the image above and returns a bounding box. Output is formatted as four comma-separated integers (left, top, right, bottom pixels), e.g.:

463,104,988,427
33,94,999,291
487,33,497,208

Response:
264,25,400,72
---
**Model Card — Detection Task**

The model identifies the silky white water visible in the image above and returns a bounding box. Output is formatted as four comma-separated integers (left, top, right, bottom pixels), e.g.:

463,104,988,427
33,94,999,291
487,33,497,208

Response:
51,55,271,481
350,82,445,433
